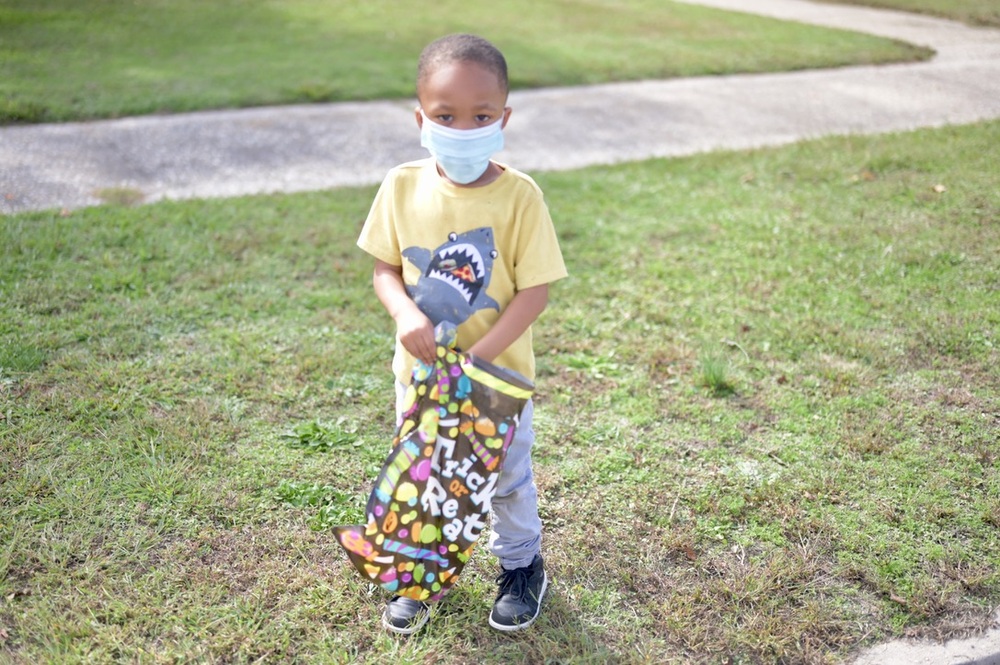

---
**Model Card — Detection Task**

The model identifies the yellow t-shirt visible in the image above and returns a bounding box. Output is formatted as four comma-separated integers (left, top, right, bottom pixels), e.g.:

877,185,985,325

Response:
358,158,568,384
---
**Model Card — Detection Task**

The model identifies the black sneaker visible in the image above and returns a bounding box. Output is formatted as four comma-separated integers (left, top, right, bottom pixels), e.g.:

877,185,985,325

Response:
382,595,431,635
488,554,548,632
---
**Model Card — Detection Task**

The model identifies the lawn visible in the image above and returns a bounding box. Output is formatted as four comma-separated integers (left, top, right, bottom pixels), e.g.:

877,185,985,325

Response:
2,119,998,664
822,0,1000,27
0,0,933,124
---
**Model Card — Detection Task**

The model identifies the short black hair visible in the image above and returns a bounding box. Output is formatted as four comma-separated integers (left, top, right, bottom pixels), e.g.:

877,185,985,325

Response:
417,33,509,97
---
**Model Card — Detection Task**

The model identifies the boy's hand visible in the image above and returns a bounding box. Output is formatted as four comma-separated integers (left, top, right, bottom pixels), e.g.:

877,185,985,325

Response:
372,260,437,366
396,309,436,366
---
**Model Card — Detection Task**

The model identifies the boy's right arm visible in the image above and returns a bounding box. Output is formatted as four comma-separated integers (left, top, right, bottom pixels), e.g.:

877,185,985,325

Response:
372,260,436,366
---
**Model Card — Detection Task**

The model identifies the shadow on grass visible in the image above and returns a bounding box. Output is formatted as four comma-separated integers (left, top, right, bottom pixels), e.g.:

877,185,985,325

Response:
391,581,627,664
528,588,628,663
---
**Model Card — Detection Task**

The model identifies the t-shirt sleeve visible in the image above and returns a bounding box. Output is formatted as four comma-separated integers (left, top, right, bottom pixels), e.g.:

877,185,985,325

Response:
357,171,403,266
513,192,568,290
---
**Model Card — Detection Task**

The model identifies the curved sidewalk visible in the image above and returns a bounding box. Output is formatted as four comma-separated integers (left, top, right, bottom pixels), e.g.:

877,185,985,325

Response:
1,0,999,215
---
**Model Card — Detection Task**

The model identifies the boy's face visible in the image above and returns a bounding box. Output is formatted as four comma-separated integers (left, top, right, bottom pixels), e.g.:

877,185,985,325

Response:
416,60,511,131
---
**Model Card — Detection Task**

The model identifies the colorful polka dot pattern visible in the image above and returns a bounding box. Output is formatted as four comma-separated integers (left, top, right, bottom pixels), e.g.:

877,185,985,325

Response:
333,345,533,602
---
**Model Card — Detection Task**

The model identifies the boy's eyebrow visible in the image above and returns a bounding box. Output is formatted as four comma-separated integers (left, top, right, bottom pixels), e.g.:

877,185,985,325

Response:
424,100,503,113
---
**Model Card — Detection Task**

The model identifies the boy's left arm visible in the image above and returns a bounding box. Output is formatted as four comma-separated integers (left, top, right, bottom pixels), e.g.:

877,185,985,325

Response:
466,284,548,363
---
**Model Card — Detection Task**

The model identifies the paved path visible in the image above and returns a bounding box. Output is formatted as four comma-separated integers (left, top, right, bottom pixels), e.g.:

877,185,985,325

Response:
2,0,999,215
852,609,1000,665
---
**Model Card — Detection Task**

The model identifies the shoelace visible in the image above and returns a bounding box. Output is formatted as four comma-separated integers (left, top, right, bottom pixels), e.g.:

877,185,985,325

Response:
495,566,530,601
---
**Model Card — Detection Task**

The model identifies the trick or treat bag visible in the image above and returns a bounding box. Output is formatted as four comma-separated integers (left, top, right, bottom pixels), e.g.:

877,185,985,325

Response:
333,342,533,602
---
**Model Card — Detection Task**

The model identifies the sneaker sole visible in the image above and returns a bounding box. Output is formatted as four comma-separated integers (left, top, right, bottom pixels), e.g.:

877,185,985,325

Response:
382,605,432,636
488,572,548,632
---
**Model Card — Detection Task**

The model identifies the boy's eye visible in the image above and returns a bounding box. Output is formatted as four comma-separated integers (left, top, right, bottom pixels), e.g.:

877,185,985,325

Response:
475,115,492,123
436,114,453,123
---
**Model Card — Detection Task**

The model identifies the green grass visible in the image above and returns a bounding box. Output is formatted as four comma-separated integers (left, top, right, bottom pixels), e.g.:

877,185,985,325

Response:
2,120,998,664
0,0,932,124
821,0,1000,27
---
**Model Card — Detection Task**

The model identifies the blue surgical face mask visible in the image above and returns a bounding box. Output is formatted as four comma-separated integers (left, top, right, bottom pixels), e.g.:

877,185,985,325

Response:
419,110,504,184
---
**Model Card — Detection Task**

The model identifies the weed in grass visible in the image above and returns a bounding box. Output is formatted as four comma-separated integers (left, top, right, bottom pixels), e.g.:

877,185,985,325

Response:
275,480,364,531
563,349,622,379
280,419,358,453
698,351,737,397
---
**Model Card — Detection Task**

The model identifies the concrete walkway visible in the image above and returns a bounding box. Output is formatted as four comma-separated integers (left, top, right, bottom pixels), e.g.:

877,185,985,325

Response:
853,610,1000,665
2,0,999,215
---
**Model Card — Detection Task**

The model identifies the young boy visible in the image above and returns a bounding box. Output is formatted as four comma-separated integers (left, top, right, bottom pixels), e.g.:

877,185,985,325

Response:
356,33,567,634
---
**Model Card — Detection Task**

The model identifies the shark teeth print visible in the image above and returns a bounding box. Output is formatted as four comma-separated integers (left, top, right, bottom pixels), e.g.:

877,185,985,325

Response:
428,243,485,304
430,270,475,303
438,244,484,279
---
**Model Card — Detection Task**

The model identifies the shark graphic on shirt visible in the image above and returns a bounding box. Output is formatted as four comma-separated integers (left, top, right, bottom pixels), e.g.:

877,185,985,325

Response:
402,228,500,327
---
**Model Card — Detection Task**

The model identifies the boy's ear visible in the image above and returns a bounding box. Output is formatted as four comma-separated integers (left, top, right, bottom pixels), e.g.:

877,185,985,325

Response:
414,107,424,129
501,107,513,129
